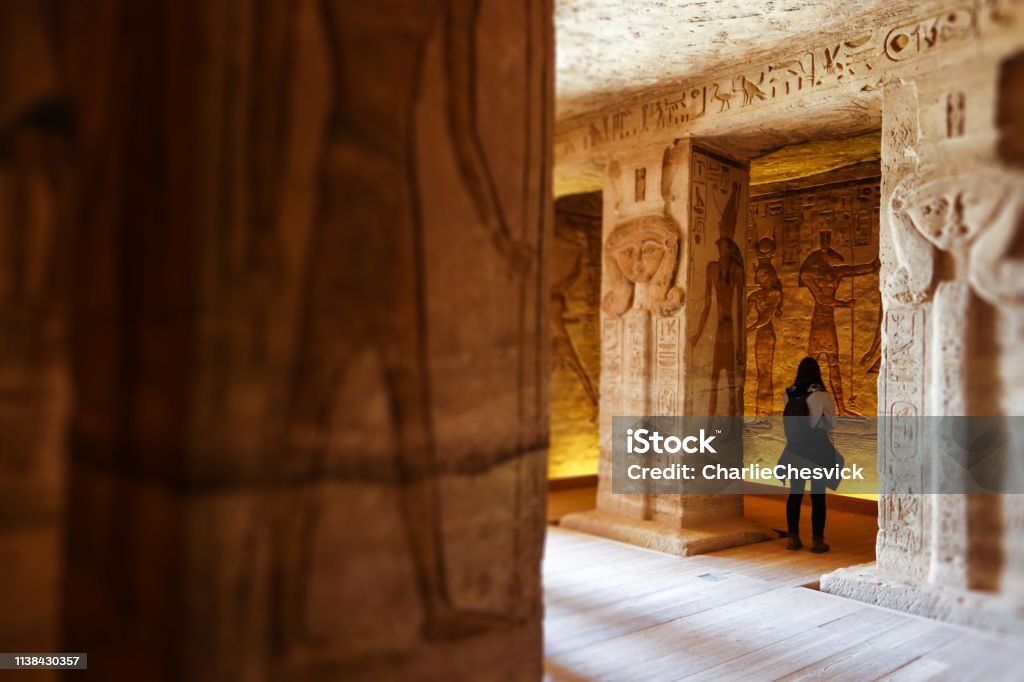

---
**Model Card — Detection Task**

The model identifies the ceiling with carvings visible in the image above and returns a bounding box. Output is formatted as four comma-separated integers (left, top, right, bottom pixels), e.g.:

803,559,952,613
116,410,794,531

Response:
555,0,931,119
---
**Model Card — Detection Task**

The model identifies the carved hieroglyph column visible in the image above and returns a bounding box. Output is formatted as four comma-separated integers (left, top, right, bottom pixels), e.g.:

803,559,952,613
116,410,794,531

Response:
821,28,1024,634
562,140,768,555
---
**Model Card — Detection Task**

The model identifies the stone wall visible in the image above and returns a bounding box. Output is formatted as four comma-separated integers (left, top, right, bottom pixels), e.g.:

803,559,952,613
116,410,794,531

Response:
550,193,602,478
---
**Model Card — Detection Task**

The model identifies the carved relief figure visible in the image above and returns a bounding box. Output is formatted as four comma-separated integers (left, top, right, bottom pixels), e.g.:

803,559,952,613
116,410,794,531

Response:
889,170,1024,306
745,237,783,418
692,182,745,415
602,215,684,317
735,74,768,106
552,236,598,416
798,230,880,415
444,0,535,276
711,82,734,112
283,0,546,647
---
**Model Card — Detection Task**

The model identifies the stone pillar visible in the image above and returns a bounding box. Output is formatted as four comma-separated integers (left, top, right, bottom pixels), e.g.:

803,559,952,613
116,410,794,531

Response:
0,2,71,667
821,29,1024,635
63,1,552,679
561,140,769,555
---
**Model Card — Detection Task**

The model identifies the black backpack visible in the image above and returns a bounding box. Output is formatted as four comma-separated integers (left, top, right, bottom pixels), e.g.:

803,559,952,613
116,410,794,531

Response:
783,387,812,446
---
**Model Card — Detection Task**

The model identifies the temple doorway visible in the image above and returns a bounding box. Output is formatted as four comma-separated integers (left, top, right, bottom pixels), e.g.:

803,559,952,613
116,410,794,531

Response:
741,133,883,510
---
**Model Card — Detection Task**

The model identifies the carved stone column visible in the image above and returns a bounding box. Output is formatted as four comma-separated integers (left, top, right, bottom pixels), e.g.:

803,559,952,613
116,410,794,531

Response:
62,1,552,679
561,141,769,555
821,34,1024,635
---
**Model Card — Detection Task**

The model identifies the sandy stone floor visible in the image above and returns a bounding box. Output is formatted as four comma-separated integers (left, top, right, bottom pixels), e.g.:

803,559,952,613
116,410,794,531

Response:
543,505,1023,681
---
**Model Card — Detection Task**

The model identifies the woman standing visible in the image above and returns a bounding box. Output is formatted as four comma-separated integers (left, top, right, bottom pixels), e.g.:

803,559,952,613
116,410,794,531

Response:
782,357,836,553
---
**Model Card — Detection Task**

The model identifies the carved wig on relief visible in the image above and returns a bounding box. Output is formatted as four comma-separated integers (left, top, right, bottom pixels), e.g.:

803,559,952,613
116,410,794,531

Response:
891,170,1024,307
970,176,1024,307
881,80,931,307
886,185,935,304
602,215,684,318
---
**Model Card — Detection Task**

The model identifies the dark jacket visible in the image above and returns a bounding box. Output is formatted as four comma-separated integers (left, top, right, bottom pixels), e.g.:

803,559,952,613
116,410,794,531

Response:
779,385,835,470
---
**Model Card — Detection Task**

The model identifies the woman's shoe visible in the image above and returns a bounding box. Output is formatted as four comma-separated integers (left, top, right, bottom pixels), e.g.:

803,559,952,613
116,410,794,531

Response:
786,535,802,550
810,537,830,553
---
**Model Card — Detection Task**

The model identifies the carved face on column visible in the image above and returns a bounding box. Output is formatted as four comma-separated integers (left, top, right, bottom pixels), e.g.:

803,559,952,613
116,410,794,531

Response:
612,237,667,283
895,175,1009,253
603,215,684,317
891,172,1024,307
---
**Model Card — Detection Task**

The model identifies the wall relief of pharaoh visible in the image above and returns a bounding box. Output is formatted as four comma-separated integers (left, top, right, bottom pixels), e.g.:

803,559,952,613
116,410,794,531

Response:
744,177,882,418
692,179,746,416
798,230,880,416
552,234,599,417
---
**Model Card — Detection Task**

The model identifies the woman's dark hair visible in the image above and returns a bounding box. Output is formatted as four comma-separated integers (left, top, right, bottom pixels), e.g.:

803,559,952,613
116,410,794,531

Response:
793,357,825,391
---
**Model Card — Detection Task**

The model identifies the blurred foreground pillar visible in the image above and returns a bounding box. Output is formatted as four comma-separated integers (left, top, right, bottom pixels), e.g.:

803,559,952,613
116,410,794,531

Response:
0,1,72,668
65,1,552,679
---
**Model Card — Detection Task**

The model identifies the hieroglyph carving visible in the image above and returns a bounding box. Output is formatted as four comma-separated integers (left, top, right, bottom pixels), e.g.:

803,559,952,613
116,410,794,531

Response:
884,9,975,62
880,309,927,556
557,4,1000,157
947,92,966,137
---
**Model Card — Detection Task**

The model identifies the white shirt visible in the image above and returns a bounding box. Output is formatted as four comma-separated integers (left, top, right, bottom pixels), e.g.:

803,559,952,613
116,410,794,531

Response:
784,385,836,431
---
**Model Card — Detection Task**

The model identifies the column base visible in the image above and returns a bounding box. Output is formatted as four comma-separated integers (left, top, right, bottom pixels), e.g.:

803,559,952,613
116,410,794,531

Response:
558,509,773,556
821,564,1024,637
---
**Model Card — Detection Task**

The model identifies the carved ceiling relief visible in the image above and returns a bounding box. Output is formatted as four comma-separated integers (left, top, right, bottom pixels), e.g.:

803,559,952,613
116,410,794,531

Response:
556,3,1018,160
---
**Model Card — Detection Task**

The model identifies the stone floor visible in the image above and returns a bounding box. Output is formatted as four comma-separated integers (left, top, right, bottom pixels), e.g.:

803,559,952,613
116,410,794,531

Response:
543,494,1024,681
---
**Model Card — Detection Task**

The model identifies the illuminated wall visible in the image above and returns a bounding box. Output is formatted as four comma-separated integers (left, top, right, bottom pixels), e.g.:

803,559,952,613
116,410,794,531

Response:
743,167,882,418
742,165,882,498
549,193,602,478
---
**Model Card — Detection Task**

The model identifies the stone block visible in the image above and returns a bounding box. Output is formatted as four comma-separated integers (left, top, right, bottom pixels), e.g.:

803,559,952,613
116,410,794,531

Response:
560,509,772,556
